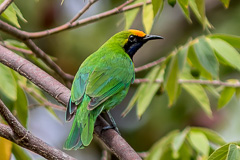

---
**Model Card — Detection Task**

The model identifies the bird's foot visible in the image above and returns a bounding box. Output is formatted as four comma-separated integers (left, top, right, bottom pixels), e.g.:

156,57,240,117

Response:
101,125,121,135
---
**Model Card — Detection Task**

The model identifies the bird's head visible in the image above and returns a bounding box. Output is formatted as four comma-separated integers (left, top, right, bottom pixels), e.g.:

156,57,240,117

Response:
107,29,163,59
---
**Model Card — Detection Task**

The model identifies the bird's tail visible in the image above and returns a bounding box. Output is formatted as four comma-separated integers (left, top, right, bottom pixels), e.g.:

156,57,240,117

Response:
63,95,104,150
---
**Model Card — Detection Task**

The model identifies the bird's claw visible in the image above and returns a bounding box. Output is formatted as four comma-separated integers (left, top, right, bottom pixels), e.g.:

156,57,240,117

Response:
101,125,121,135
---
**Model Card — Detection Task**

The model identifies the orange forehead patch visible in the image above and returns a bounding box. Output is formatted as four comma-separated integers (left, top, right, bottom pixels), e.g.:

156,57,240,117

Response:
129,29,146,37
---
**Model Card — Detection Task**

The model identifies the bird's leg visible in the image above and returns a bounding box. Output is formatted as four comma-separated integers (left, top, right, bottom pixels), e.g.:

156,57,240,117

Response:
101,111,121,135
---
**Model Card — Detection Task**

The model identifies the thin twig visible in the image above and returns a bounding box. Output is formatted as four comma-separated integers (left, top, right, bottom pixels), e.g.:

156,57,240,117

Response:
28,103,66,111
0,45,141,160
0,20,74,84
69,0,98,24
0,43,33,55
135,57,166,72
0,0,13,15
24,39,74,83
24,0,150,39
0,99,76,160
21,84,66,111
134,78,240,88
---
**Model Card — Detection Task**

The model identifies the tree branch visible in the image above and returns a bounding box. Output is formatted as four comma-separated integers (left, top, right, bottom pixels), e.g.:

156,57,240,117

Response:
69,0,98,24
134,78,240,87
0,45,141,160
21,84,66,111
0,0,13,15
0,0,147,85
0,99,76,160
0,0,149,39
0,42,33,55
0,21,74,84
24,39,74,83
135,57,166,72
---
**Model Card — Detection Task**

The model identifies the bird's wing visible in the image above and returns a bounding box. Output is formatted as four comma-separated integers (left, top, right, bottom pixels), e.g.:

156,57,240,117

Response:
86,58,134,110
66,72,89,121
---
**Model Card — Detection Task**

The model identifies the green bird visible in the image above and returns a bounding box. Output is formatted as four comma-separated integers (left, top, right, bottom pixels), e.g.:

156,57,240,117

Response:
64,29,163,150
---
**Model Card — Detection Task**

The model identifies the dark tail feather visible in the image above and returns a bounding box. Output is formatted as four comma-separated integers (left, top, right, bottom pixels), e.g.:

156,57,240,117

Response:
66,97,78,121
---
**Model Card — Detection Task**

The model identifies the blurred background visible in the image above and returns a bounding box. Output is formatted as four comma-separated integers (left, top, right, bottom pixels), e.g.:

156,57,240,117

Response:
3,0,240,159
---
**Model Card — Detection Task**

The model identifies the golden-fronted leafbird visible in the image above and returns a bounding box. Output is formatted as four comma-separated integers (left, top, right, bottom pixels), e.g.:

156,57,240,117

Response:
64,29,163,150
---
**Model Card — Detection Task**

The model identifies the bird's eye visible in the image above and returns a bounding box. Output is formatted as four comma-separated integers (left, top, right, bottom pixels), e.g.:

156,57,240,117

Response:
128,35,135,42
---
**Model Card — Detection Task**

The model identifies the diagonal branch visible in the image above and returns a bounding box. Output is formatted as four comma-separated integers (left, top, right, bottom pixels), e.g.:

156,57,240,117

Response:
69,0,98,24
0,99,76,160
24,39,74,82
0,0,13,15
0,42,33,55
0,21,74,84
135,57,166,72
19,0,149,39
0,45,141,160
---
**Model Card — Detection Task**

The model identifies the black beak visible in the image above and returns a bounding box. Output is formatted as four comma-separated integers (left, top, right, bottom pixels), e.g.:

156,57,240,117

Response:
143,35,164,41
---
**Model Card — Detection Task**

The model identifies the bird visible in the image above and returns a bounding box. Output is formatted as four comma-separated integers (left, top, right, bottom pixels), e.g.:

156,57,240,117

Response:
64,29,163,150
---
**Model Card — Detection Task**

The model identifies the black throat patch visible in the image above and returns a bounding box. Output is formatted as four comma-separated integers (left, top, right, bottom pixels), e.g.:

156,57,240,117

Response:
123,36,146,59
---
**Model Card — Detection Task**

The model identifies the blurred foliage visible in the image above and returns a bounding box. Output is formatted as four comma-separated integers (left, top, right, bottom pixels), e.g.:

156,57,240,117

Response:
0,0,240,159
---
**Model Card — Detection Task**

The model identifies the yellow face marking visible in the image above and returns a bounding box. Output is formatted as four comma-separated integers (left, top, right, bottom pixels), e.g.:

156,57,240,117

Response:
129,29,146,37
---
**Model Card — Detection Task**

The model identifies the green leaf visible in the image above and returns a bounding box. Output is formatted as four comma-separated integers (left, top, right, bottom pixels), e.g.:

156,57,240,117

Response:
182,83,211,116
236,88,240,99
189,0,212,28
0,1,19,27
177,0,191,22
152,0,164,16
193,38,219,78
189,131,209,156
205,85,220,98
219,0,230,8
168,0,176,7
142,3,154,34
12,144,32,160
12,3,27,23
188,45,212,79
137,66,163,118
181,70,212,117
195,0,205,27
209,143,230,160
46,105,62,123
146,130,179,160
4,39,29,50
227,144,240,160
124,8,140,30
218,87,235,109
178,46,188,74
208,34,240,49
207,38,240,71
122,81,144,117
0,63,17,100
190,127,226,145
14,85,28,128
172,127,190,158
164,54,180,106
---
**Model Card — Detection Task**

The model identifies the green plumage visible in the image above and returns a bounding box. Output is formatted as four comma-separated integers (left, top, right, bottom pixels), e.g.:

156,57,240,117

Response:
64,29,162,150
64,31,135,150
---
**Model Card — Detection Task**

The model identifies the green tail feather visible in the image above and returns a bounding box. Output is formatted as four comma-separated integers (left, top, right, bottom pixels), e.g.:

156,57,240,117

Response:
64,95,104,150
63,115,83,150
